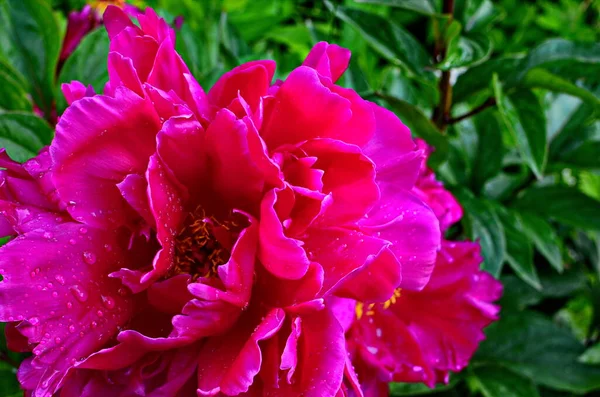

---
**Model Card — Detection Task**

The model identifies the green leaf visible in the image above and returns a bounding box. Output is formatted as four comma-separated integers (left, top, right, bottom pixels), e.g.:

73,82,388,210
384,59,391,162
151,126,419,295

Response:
454,188,505,276
579,343,600,365
354,0,438,16
0,111,52,162
517,212,563,272
376,93,448,168
507,39,600,86
326,3,433,81
497,208,540,290
390,376,460,395
453,55,523,103
548,100,600,170
1,0,61,118
500,267,587,311
0,368,20,396
461,0,499,32
493,76,547,179
471,110,504,192
57,28,109,114
475,311,600,393
555,294,593,343
515,186,600,231
438,22,492,70
521,68,600,111
469,365,540,397
0,58,31,111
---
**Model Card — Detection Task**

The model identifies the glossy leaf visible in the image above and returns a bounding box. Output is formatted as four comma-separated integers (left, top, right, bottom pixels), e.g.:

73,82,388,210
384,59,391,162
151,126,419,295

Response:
0,111,52,162
454,188,506,277
0,0,61,118
506,39,600,86
326,3,433,81
515,186,600,231
469,365,540,397
355,0,438,16
497,208,541,290
438,22,492,70
471,110,504,192
0,58,31,111
521,68,600,111
493,76,547,179
518,212,563,272
453,55,522,103
579,344,600,365
475,311,600,393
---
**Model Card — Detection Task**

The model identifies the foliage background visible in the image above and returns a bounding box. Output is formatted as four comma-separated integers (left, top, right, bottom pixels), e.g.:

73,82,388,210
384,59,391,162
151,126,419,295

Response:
1,0,600,396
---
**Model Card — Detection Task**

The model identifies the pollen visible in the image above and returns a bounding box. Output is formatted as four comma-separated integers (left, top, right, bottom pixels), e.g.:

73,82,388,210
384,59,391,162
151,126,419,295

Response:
355,288,402,320
169,207,232,281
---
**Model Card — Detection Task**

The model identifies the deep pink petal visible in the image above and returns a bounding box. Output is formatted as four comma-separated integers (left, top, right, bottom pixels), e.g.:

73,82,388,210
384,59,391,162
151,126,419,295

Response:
362,104,423,190
302,42,351,83
0,223,134,395
209,60,276,110
360,188,440,291
258,189,310,280
303,227,400,302
196,308,285,395
262,66,352,149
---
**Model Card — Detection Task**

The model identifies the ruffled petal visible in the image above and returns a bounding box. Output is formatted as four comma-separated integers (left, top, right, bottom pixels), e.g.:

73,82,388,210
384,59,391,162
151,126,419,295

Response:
51,87,161,228
209,60,276,110
196,308,285,395
302,42,351,83
258,189,310,280
0,223,134,395
360,187,440,291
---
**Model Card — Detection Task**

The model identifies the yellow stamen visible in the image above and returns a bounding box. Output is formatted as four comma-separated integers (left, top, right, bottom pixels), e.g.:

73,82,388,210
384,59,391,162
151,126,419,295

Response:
355,288,402,319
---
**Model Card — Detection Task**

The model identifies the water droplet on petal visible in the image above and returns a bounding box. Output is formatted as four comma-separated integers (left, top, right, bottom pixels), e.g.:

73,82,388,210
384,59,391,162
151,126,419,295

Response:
43,232,53,239
79,227,88,235
68,325,76,333
82,252,96,265
101,296,115,310
70,285,88,302
29,317,40,325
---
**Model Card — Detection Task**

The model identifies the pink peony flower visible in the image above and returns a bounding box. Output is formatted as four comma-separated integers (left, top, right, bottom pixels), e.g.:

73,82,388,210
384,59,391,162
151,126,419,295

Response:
0,6,441,397
341,142,502,395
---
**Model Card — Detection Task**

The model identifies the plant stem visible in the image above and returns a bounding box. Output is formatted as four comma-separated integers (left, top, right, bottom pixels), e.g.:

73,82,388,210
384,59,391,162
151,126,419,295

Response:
447,97,497,124
432,0,455,131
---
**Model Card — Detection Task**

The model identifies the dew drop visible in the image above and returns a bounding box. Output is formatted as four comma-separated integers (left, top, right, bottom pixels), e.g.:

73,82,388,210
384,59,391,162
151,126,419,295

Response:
68,325,76,333
79,227,88,235
54,337,61,344
101,296,115,309
43,232,53,239
55,275,65,285
82,251,96,264
29,317,40,325
70,285,88,302
66,301,73,309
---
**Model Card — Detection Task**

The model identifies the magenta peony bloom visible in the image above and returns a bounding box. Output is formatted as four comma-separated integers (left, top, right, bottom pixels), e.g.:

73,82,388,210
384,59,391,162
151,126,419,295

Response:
0,6,441,396
341,142,502,395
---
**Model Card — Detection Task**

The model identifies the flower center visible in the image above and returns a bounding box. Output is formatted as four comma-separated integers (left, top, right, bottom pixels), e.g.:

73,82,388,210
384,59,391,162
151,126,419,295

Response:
355,289,402,320
170,208,234,281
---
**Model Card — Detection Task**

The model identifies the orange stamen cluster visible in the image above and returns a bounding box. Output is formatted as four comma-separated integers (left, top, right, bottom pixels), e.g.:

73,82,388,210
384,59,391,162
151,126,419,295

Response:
170,208,232,281
355,288,402,320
